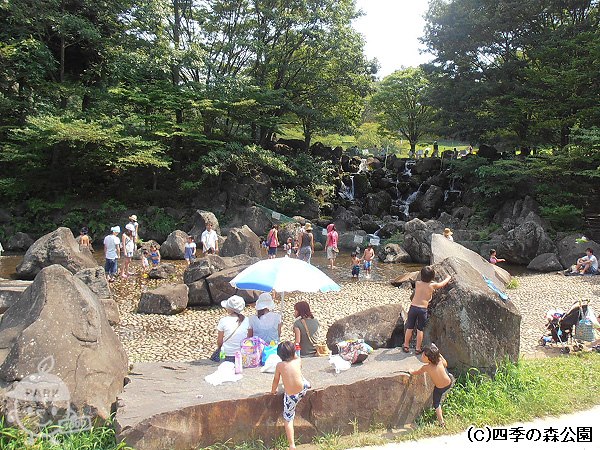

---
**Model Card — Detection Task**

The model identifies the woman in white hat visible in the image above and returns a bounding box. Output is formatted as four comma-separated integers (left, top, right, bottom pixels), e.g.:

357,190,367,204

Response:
215,295,250,362
247,293,282,344
128,215,139,245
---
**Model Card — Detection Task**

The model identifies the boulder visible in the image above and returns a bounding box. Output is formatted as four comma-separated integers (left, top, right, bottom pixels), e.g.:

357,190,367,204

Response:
6,232,34,252
15,227,98,279
326,304,406,350
333,206,360,232
337,231,368,250
298,197,320,220
556,234,600,270
493,196,542,227
402,219,443,264
160,230,189,260
134,240,160,260
352,173,370,199
377,221,404,239
74,267,120,325
477,143,500,160
148,263,177,280
236,206,272,236
220,226,262,258
187,280,212,307
425,257,521,375
0,280,32,314
485,221,556,265
188,210,220,242
236,173,272,205
138,284,189,315
359,215,381,234
413,158,441,174
378,244,412,263
277,221,302,245
414,185,444,218
0,265,127,419
527,253,563,272
430,234,511,287
391,271,419,287
365,191,392,216
183,254,261,285
206,266,260,304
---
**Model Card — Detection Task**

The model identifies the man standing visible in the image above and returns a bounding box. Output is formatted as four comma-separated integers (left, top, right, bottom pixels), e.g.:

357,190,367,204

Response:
201,222,219,255
104,226,121,282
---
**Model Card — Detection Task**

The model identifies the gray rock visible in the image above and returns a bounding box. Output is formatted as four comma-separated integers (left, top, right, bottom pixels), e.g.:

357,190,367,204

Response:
378,243,412,263
148,263,177,280
75,267,112,300
188,210,220,242
0,280,32,314
134,240,160,260
352,173,370,199
234,206,272,237
359,215,381,234
425,257,521,375
326,304,406,350
6,232,34,252
402,219,443,263
377,221,404,239
415,185,444,218
298,197,320,220
187,280,212,307
0,265,127,420
160,230,189,260
206,266,260,304
365,191,392,216
16,227,98,279
485,221,556,265
556,234,599,270
527,253,564,272
430,234,511,287
220,226,262,258
337,230,368,250
138,284,189,315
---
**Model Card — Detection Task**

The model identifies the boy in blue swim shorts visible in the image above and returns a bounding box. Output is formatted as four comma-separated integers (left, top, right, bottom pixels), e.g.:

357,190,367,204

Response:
271,341,311,449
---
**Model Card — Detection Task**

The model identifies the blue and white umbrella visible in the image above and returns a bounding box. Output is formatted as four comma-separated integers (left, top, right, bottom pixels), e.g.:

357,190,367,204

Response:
229,257,340,317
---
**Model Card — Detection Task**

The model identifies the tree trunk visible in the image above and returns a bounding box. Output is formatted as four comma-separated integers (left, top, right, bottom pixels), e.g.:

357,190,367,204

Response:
171,0,183,158
59,37,67,109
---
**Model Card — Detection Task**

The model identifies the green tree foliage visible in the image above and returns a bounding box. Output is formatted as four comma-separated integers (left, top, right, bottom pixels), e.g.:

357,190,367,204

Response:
370,67,435,151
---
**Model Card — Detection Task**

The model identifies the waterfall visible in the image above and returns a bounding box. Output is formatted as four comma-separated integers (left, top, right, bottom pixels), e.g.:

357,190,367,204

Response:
402,160,416,178
396,184,422,220
339,176,355,201
358,158,368,173
443,176,462,202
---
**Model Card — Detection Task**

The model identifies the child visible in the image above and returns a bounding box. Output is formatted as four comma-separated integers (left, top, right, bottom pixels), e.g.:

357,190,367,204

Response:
184,236,196,265
149,244,161,267
271,341,311,450
489,249,505,265
403,266,451,354
141,250,150,272
284,237,294,257
351,252,360,279
363,244,374,278
410,344,452,427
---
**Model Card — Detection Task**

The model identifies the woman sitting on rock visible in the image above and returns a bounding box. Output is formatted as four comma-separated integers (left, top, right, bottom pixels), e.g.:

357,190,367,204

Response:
216,295,250,362
293,301,320,357
248,293,282,344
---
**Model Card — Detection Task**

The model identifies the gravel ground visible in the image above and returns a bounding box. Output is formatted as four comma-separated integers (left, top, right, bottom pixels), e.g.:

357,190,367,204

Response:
110,260,600,363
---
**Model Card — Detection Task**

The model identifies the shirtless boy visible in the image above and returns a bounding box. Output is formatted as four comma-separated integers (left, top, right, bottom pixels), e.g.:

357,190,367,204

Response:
403,266,451,354
362,244,375,278
271,341,311,450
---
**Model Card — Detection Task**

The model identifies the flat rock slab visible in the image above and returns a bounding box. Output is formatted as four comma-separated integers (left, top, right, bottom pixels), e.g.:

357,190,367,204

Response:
115,349,431,449
0,280,32,313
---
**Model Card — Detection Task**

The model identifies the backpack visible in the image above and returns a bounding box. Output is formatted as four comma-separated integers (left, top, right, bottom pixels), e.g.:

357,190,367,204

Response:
240,337,266,368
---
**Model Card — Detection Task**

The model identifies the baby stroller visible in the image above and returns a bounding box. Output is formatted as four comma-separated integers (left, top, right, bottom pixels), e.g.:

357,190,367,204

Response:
539,301,590,353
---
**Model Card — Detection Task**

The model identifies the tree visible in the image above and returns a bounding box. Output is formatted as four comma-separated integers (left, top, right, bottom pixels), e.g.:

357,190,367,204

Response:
370,68,434,151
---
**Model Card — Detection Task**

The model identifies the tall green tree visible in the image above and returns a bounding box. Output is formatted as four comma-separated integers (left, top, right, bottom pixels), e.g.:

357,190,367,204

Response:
370,67,434,151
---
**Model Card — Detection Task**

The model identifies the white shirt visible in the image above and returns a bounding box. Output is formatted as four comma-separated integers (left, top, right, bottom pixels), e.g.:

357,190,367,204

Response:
249,311,282,344
201,229,218,252
103,234,120,259
588,254,598,271
217,316,250,356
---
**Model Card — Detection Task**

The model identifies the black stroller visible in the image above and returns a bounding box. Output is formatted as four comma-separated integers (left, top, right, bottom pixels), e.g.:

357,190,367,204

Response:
539,301,590,353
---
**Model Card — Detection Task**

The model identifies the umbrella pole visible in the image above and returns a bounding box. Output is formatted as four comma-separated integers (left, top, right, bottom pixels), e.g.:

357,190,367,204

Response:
281,291,285,321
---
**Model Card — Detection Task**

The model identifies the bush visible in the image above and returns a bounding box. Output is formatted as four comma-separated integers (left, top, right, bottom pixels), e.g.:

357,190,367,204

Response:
540,204,583,231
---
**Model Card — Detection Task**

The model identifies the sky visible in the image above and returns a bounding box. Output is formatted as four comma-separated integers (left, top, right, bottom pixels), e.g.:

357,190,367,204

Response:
353,0,433,78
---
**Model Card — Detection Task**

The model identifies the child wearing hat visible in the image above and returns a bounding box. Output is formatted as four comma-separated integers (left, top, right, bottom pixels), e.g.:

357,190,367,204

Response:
216,295,250,362
104,226,121,282
443,228,453,242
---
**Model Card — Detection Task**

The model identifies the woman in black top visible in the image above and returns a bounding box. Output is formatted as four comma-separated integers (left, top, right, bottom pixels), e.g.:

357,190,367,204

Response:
297,223,314,264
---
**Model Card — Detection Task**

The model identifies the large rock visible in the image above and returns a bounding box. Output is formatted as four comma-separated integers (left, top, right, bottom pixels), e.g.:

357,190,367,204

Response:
183,254,261,285
15,227,98,279
187,280,212,307
337,230,368,251
220,226,262,258
234,206,272,236
205,266,260,304
6,232,34,252
365,191,392,216
188,210,220,242
527,253,564,272
0,280,32,314
378,243,412,263
115,351,431,449
74,267,119,325
326,304,406,350
485,221,556,265
402,219,443,264
138,284,189,315
148,263,177,280
414,185,444,218
493,196,543,228
430,233,511,286
556,234,600,270
377,221,404,239
425,257,521,375
160,230,189,260
0,265,127,419
352,173,370,199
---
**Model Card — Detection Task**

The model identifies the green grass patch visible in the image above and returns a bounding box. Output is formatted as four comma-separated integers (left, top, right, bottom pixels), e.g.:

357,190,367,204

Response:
506,278,520,289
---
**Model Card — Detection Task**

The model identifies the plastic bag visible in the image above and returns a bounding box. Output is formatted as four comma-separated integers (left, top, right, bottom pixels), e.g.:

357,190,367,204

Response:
261,354,282,373
329,355,351,373
336,339,372,364
261,342,278,366
240,337,265,368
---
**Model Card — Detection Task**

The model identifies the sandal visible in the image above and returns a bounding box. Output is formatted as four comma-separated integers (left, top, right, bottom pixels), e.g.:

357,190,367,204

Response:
402,346,410,353
415,349,423,355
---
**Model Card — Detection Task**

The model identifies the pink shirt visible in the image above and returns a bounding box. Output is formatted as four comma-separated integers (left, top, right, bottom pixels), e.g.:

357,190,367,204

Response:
327,230,338,248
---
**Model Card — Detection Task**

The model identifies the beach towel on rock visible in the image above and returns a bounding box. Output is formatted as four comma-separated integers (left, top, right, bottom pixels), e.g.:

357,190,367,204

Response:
482,275,509,302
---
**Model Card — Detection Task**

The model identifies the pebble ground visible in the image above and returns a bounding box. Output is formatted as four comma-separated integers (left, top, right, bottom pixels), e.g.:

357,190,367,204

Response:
110,259,600,363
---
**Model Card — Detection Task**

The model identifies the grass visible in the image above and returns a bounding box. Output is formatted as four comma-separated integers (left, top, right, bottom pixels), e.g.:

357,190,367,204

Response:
506,277,520,289
0,417,131,450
